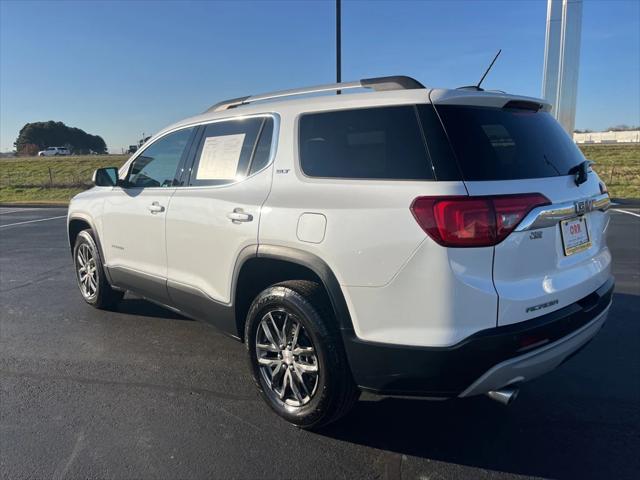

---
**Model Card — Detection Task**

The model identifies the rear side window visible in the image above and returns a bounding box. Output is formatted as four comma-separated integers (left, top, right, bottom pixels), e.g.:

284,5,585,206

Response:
299,106,434,180
189,116,273,186
434,105,584,181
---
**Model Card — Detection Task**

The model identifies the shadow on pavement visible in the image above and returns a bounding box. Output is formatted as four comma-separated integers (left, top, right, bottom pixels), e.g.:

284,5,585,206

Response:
321,292,640,479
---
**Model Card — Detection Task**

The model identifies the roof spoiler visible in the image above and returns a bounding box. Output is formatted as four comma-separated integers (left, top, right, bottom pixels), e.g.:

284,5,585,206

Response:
204,75,425,113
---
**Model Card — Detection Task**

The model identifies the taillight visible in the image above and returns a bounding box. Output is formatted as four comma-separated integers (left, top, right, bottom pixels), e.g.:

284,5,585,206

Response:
411,194,550,247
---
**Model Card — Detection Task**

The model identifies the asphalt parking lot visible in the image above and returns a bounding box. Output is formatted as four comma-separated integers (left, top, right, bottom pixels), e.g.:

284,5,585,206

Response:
1,206,638,480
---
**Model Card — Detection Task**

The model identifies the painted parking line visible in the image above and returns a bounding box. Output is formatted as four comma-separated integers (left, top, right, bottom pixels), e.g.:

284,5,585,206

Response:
611,208,640,219
0,215,67,229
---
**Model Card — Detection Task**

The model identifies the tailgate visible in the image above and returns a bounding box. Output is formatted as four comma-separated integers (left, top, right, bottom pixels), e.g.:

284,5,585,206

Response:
465,176,611,325
431,98,613,326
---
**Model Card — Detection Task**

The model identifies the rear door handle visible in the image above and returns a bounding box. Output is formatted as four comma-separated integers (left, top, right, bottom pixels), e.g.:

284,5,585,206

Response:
148,202,165,214
227,208,253,223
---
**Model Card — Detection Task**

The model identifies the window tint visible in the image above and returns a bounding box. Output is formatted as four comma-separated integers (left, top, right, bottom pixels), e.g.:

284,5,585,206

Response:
299,106,434,180
189,117,269,186
249,117,274,175
434,105,584,181
416,105,460,181
127,127,194,188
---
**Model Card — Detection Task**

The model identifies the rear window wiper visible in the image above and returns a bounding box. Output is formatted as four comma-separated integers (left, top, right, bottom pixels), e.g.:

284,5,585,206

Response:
543,154,561,176
569,160,593,186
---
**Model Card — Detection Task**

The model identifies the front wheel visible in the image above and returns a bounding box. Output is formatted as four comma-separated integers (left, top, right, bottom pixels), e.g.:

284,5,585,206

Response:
73,229,123,309
245,280,359,429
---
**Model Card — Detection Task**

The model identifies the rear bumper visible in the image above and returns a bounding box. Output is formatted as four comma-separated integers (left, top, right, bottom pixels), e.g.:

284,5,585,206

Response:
458,302,609,397
343,276,614,397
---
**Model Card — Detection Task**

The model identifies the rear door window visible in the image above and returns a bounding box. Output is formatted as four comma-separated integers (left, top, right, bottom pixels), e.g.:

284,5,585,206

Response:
188,116,273,186
433,104,584,181
298,106,434,180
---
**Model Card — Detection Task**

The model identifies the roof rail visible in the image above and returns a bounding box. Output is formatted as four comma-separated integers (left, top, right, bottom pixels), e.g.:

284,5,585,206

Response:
204,75,425,113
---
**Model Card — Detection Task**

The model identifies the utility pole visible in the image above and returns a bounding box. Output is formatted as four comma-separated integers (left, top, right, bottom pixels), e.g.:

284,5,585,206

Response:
336,0,341,92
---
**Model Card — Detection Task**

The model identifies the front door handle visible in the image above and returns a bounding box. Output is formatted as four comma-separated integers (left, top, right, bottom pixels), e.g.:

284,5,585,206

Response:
227,208,253,223
148,202,165,214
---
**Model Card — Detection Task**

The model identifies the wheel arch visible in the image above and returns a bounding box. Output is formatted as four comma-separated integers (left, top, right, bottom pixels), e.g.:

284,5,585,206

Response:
68,214,113,284
68,217,91,253
233,245,354,341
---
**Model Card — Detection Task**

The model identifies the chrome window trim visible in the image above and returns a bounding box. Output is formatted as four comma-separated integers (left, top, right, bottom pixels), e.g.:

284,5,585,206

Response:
118,113,280,189
515,193,611,231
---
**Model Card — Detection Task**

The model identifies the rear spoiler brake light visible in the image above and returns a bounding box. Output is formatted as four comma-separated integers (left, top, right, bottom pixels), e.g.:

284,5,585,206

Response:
503,100,543,111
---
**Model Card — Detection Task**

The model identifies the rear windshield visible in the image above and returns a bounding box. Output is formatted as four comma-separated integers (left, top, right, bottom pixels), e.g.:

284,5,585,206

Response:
299,106,434,180
434,105,584,181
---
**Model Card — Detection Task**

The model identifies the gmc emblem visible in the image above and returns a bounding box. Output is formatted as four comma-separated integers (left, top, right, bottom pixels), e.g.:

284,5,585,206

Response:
574,199,594,215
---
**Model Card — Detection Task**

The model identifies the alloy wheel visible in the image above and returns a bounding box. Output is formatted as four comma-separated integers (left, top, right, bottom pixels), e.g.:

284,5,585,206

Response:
76,243,98,299
255,309,319,407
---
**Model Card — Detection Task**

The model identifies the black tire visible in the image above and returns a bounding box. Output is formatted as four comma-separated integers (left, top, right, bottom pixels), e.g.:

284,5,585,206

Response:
245,280,360,429
73,229,124,309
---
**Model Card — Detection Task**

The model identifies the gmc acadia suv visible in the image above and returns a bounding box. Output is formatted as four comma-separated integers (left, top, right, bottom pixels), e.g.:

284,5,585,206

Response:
68,76,613,428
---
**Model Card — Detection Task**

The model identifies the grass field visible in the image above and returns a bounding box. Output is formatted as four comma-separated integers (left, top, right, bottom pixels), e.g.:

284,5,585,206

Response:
0,155,128,204
0,145,638,204
580,144,639,199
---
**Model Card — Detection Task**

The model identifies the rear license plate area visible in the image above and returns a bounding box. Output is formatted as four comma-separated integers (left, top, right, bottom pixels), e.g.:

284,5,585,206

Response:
560,216,591,256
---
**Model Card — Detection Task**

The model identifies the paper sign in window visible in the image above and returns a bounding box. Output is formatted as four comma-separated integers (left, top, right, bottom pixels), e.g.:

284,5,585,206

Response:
196,133,246,180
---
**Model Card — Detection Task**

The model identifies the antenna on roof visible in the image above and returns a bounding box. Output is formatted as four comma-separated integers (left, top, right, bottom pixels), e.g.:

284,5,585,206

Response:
457,49,502,92
476,49,501,90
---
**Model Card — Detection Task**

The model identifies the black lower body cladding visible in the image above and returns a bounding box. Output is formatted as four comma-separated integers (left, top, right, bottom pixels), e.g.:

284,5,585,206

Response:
342,277,614,397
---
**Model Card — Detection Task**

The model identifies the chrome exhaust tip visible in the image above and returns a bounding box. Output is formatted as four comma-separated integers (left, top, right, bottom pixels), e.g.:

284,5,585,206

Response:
486,387,519,406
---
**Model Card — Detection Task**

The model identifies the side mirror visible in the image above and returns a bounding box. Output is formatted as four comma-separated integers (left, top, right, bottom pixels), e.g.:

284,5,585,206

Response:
93,167,119,187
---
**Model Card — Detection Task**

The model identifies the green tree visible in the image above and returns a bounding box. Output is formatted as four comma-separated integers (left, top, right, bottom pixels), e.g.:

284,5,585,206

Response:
14,121,107,155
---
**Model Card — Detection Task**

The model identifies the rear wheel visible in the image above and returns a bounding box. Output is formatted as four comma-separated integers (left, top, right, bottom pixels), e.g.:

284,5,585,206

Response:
73,229,123,309
245,280,359,429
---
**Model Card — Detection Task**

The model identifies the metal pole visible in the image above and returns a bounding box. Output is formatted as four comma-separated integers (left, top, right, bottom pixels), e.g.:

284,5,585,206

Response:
542,0,583,134
336,0,341,93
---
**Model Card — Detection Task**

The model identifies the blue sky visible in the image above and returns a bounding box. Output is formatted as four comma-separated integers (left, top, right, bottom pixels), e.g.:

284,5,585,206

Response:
1,0,638,153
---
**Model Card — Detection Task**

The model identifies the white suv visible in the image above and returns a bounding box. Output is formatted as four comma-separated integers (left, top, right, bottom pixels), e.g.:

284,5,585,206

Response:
38,146,71,156
68,76,613,428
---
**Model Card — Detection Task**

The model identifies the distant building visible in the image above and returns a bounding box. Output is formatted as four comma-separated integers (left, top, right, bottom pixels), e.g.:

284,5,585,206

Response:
573,130,640,144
